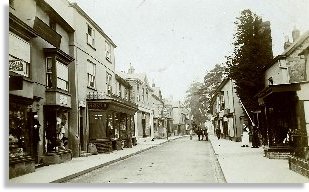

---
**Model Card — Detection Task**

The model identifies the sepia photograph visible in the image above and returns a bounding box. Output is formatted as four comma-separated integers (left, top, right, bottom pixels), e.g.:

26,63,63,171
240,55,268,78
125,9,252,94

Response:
4,0,309,186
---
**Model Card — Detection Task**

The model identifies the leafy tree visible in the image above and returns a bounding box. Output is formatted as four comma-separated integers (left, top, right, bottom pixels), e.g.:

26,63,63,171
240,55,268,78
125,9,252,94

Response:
185,64,226,126
226,9,273,113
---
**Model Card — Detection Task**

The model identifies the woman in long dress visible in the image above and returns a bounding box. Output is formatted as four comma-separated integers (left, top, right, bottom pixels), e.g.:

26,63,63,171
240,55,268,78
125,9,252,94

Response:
241,124,250,147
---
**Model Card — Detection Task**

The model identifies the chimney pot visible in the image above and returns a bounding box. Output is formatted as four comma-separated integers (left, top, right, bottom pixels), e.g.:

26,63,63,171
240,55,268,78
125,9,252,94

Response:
292,28,300,42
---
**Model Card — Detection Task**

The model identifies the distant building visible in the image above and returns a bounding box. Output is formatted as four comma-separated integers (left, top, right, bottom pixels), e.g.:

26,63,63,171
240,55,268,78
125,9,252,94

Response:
172,101,189,136
120,65,154,138
209,78,246,141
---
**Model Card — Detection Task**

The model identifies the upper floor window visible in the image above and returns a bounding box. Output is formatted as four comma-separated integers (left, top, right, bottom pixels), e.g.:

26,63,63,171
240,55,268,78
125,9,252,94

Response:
87,61,96,88
56,61,69,91
45,58,69,91
106,72,112,94
46,57,53,88
50,20,56,31
105,41,111,62
142,88,145,102
87,24,95,48
118,82,122,97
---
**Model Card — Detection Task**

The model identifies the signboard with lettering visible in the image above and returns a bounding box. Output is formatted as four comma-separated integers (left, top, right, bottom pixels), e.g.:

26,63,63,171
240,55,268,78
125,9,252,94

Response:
9,60,23,71
88,102,109,110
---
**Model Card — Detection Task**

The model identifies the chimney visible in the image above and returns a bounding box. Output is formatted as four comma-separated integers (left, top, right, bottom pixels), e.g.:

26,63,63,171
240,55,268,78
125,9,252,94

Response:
128,63,135,74
292,27,300,42
284,35,292,50
152,83,155,87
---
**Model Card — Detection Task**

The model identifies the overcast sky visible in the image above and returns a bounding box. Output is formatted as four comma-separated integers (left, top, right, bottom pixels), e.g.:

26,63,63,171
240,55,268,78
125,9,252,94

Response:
72,0,309,101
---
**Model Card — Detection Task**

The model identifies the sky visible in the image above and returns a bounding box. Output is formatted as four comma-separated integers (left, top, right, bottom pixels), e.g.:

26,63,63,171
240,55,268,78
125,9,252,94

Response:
72,0,308,101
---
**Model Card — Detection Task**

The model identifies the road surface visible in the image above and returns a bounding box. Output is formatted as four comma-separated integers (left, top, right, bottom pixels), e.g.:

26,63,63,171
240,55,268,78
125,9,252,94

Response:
66,136,225,183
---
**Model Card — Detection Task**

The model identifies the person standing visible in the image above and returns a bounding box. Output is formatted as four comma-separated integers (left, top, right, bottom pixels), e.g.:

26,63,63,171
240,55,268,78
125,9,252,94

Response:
215,127,221,140
189,129,193,140
241,124,250,147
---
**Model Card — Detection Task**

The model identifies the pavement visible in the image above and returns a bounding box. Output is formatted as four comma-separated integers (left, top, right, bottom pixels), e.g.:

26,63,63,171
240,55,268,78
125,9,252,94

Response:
9,136,182,184
209,134,309,183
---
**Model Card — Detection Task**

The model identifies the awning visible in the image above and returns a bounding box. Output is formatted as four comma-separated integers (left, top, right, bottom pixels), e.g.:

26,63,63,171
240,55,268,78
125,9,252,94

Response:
257,83,301,100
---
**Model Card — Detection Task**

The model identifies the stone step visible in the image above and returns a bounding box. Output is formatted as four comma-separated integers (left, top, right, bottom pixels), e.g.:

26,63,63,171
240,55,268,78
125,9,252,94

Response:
80,151,92,157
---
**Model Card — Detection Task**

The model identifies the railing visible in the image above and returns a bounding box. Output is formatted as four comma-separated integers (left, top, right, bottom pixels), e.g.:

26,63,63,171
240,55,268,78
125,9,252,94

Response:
87,91,137,107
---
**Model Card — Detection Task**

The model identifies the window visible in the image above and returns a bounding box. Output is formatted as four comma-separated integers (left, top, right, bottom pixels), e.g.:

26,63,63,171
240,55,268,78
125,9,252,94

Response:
50,20,56,31
87,61,96,88
46,57,53,88
118,82,122,97
105,41,111,61
142,88,145,102
56,61,69,91
87,24,95,47
136,84,140,101
106,72,112,94
9,0,14,8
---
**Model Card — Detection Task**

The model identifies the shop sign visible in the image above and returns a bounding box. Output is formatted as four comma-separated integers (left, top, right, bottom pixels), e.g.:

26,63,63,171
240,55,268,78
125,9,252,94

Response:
88,102,109,110
9,60,23,71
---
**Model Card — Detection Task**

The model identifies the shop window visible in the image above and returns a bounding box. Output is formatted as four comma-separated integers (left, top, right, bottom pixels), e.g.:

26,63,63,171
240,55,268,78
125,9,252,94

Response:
45,109,69,152
107,113,114,138
9,103,30,158
87,61,96,88
131,116,135,137
114,113,120,139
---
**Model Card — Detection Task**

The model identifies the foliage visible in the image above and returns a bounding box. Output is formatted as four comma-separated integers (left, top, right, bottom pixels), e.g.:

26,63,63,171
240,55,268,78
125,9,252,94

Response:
226,9,273,112
185,64,226,125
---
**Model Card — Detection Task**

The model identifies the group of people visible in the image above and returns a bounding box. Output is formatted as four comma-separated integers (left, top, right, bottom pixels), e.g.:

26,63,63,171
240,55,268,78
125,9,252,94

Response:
196,128,208,141
189,127,208,141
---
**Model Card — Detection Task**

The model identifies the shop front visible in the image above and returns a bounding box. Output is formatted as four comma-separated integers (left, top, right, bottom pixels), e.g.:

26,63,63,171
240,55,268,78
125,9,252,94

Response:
87,96,138,153
9,95,36,178
257,84,301,158
42,92,73,165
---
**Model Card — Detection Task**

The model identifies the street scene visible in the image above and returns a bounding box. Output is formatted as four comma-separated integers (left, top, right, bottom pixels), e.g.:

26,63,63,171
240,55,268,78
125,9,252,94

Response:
7,0,309,184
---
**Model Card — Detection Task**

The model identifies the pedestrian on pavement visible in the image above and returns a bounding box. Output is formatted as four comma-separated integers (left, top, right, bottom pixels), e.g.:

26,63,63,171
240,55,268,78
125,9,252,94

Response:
204,128,208,141
197,127,202,141
215,127,221,140
241,124,250,147
189,129,193,140
251,126,260,148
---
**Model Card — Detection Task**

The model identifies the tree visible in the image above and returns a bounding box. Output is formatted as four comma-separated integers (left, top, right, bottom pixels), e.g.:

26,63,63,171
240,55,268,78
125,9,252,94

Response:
185,81,207,126
185,64,226,126
226,9,273,113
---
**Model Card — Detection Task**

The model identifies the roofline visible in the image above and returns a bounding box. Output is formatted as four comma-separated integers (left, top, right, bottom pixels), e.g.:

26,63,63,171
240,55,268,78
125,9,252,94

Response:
265,30,309,70
36,0,74,33
69,2,117,48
